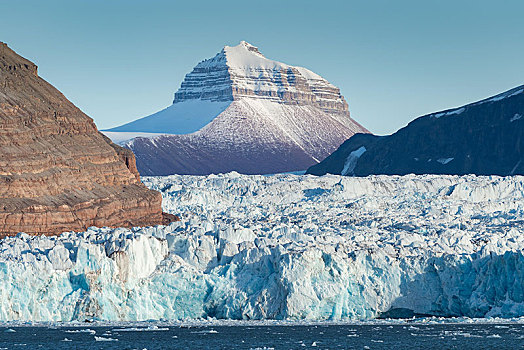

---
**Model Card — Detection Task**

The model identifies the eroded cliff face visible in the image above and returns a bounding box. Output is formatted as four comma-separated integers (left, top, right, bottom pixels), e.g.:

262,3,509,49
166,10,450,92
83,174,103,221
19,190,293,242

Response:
0,42,167,236
174,41,350,118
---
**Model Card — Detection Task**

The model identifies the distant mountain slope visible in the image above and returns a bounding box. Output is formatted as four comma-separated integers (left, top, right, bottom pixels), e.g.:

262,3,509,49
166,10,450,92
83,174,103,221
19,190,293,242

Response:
107,99,231,135
307,85,524,176
105,41,368,175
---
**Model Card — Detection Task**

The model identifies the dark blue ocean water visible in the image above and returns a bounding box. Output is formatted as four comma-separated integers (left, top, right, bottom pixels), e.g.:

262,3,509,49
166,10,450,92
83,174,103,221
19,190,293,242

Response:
0,323,523,349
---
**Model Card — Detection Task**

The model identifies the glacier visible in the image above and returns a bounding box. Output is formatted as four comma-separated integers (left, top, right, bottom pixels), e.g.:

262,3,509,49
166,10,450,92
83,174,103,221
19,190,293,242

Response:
1,173,524,321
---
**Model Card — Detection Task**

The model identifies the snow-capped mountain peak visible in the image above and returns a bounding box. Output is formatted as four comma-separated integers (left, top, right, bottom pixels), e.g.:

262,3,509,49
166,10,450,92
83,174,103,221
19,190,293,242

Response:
105,41,369,175
172,40,347,115
233,40,265,56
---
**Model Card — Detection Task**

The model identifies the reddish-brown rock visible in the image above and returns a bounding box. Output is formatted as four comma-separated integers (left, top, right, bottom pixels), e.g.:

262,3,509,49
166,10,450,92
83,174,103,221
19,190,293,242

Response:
0,42,169,237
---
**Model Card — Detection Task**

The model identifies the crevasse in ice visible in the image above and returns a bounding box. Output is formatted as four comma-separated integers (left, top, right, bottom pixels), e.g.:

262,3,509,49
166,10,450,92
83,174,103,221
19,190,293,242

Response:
1,173,523,321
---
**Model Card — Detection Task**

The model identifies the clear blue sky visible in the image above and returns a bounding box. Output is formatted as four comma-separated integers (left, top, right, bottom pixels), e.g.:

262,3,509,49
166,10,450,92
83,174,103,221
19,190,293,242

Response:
1,0,522,135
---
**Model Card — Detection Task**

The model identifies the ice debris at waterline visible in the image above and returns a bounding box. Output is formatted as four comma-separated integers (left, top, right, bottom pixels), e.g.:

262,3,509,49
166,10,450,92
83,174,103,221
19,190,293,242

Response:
1,173,524,321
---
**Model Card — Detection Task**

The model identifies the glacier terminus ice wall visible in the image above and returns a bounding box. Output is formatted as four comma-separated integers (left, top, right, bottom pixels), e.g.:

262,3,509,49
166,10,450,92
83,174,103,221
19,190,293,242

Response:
0,173,523,321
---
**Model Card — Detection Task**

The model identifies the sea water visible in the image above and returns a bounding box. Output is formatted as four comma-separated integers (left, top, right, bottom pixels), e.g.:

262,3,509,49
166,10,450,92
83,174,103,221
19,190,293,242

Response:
1,322,523,349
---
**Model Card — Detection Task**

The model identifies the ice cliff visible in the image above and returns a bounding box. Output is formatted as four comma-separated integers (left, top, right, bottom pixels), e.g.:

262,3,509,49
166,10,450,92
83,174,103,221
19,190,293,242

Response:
1,173,524,321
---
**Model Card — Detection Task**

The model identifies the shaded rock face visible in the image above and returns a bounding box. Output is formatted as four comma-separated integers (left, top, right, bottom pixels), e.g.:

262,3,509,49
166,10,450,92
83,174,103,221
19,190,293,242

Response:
0,42,167,237
106,41,368,175
307,85,524,176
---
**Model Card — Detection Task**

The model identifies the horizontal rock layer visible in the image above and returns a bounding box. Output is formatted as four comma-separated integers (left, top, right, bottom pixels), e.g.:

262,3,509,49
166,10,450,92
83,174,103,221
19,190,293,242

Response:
0,42,167,236
173,41,350,117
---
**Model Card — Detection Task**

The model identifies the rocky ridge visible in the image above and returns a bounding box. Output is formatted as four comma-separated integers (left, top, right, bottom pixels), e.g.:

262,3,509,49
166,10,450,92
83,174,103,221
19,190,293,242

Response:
307,84,524,177
0,42,171,237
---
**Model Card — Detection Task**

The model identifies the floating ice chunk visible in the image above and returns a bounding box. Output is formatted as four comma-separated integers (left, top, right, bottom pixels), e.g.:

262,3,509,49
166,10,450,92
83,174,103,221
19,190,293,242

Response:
65,329,96,334
113,326,169,332
191,329,219,334
94,336,118,341
487,334,502,338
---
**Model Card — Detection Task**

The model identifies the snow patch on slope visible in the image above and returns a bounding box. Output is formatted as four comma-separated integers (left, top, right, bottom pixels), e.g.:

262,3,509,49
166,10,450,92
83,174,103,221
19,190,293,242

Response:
488,88,523,102
105,100,231,137
437,158,454,165
428,85,523,120
341,146,366,175
431,107,465,119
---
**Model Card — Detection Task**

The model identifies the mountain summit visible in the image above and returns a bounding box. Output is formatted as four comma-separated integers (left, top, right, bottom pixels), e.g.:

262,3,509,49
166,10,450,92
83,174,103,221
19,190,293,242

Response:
105,41,368,175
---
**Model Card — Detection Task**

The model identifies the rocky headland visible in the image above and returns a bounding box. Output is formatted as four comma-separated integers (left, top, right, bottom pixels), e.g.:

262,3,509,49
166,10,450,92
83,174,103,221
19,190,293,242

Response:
0,42,173,237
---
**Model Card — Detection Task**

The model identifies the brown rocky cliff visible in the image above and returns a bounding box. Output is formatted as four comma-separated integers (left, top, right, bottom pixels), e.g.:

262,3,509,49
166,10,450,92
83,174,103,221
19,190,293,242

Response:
0,42,173,237
102,133,141,181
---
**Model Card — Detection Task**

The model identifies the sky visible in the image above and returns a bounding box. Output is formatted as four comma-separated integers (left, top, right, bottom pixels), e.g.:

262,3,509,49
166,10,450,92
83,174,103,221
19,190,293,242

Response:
0,0,523,135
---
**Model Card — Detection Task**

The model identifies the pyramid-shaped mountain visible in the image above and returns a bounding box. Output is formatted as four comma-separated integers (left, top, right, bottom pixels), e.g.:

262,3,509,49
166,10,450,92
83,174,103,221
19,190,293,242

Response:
0,42,171,236
105,41,368,175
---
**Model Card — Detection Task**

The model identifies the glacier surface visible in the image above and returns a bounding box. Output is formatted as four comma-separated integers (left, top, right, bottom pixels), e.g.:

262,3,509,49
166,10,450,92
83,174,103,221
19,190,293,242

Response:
1,173,524,321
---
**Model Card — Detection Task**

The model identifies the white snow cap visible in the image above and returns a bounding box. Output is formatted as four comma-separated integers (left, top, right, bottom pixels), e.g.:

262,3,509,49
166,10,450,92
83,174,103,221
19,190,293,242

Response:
105,40,358,143
219,41,330,83
237,40,264,56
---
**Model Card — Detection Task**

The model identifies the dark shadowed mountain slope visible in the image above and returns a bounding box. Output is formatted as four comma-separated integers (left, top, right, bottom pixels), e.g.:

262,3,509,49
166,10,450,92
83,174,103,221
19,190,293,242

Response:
307,85,524,176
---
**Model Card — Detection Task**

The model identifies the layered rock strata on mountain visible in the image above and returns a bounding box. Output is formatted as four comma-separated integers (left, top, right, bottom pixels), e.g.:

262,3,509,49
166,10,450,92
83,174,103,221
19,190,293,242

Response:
106,41,368,175
173,41,350,117
0,42,170,237
307,85,524,176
